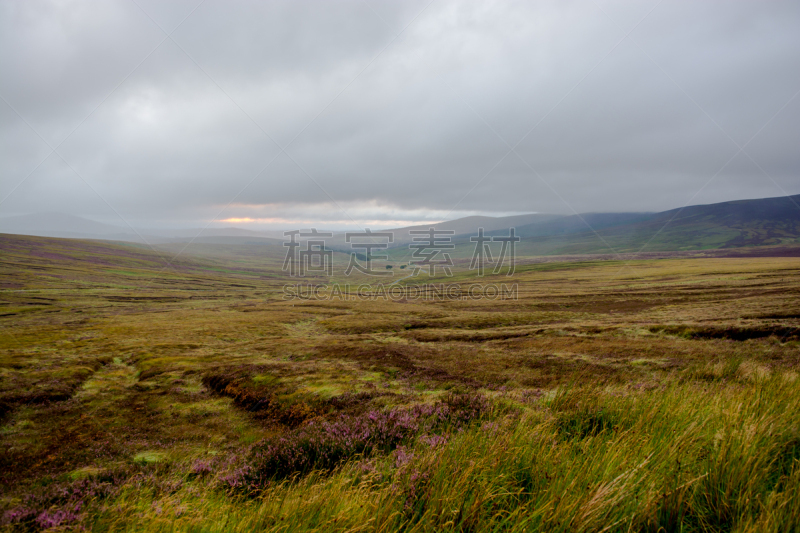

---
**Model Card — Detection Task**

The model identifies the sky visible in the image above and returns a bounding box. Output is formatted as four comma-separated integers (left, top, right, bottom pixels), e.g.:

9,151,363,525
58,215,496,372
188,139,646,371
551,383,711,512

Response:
1,0,799,231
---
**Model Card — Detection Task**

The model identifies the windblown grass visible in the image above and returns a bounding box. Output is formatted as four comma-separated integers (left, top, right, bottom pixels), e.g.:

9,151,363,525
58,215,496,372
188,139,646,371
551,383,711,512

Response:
75,373,800,532
1,234,798,531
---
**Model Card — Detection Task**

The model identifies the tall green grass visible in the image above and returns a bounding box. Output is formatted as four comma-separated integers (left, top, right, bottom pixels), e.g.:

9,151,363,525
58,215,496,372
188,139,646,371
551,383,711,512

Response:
89,370,800,532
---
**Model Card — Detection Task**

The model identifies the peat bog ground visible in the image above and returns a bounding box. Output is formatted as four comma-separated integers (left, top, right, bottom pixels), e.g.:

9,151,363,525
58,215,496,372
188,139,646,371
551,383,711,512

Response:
1,233,800,531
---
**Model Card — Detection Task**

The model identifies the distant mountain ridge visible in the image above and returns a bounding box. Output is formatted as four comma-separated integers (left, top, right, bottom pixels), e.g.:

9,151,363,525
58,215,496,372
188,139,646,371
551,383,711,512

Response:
496,194,800,256
2,194,799,255
0,212,284,244
0,212,125,237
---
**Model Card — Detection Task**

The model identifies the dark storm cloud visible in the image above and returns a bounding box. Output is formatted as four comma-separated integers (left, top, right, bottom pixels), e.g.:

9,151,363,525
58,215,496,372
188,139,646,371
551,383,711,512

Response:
1,0,799,229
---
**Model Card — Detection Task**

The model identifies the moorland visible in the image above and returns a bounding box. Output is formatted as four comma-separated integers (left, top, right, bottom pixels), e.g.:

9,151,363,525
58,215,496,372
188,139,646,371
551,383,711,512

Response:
1,232,800,532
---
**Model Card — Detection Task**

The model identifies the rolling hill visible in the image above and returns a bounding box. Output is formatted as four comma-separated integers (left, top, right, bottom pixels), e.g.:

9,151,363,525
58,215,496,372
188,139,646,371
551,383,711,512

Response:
2,194,799,257
505,194,800,256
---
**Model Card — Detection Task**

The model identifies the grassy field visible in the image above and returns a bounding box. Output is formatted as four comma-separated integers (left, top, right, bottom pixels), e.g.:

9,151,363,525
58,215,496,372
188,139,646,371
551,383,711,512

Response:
1,233,800,531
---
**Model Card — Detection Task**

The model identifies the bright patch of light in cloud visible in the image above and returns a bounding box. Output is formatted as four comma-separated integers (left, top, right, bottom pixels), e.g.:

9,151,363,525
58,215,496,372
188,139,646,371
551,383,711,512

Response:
214,201,528,230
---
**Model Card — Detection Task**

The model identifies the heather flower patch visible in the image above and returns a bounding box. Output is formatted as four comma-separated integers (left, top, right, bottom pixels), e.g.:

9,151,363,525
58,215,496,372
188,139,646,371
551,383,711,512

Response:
242,393,490,486
189,458,214,477
1,470,128,530
419,434,448,448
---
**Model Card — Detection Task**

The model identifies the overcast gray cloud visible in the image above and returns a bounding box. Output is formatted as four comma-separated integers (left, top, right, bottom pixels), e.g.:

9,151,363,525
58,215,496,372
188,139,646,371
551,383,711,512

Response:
1,0,799,230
